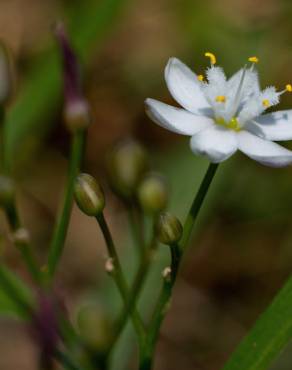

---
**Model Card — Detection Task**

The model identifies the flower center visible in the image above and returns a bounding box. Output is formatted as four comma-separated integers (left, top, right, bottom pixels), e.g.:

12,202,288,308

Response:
215,117,241,131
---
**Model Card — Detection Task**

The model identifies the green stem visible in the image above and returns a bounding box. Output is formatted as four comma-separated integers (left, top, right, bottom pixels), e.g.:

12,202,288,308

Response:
179,162,219,251
108,235,157,352
0,264,32,318
140,162,219,370
140,244,181,370
96,213,146,345
16,241,42,283
47,130,84,279
5,205,42,284
127,203,145,258
53,349,82,370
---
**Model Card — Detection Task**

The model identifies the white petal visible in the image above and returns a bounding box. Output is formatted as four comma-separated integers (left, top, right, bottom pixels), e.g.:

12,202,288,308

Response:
244,120,266,138
237,130,292,167
190,125,238,163
254,110,292,141
164,57,210,114
227,68,260,97
145,98,214,136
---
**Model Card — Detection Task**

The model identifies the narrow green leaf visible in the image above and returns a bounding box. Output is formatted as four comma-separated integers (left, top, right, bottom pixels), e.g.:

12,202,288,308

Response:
222,275,292,370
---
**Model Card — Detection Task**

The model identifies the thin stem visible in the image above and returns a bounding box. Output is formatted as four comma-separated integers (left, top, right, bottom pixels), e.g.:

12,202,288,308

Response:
16,241,42,283
150,246,180,331
5,205,42,284
96,213,146,345
140,162,219,370
53,349,82,370
47,130,84,279
0,264,32,318
127,203,145,258
108,235,157,351
179,162,219,251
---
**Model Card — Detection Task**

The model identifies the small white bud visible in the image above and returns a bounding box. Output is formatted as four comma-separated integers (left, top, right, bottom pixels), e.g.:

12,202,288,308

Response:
105,258,114,273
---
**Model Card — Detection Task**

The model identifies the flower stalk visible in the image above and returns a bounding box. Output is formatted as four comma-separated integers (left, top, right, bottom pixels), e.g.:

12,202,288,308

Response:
96,213,146,346
47,130,84,279
139,162,219,370
179,162,219,251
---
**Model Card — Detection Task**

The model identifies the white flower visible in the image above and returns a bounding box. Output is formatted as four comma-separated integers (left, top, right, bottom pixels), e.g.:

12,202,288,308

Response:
145,54,292,167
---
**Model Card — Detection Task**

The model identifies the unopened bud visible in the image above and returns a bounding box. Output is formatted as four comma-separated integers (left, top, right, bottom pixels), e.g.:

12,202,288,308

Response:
107,139,148,198
64,99,91,131
74,173,105,216
54,22,89,132
77,302,113,351
138,173,168,214
0,42,13,105
0,175,15,209
12,228,30,245
156,212,183,245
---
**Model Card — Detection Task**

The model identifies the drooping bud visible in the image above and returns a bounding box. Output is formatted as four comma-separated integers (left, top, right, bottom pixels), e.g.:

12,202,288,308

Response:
137,173,168,214
77,302,113,352
0,175,15,209
54,22,91,131
107,139,148,198
156,212,183,245
74,173,105,216
0,41,14,106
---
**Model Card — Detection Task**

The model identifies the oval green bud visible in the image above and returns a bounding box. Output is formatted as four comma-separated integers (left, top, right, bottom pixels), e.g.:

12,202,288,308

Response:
156,212,183,245
0,175,15,209
107,139,148,198
77,301,113,352
74,173,105,216
137,173,168,214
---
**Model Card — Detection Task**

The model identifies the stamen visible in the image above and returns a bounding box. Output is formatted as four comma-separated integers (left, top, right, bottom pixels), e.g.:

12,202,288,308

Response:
262,99,270,107
205,52,216,65
197,74,204,81
278,84,292,96
248,56,259,64
215,95,226,103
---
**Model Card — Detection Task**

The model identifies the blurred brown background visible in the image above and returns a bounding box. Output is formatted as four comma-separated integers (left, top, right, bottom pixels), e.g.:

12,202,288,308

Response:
0,0,292,369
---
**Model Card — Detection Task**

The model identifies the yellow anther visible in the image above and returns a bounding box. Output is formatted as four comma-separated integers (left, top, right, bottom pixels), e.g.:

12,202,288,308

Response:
286,84,292,92
205,52,216,65
197,74,204,81
262,99,270,107
248,56,259,63
216,95,226,103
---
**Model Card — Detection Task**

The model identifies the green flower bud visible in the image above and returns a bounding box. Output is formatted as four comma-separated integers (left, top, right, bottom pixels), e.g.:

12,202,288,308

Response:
107,139,148,198
74,173,105,216
64,99,91,132
77,302,113,352
156,212,183,245
0,175,15,209
137,173,168,214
